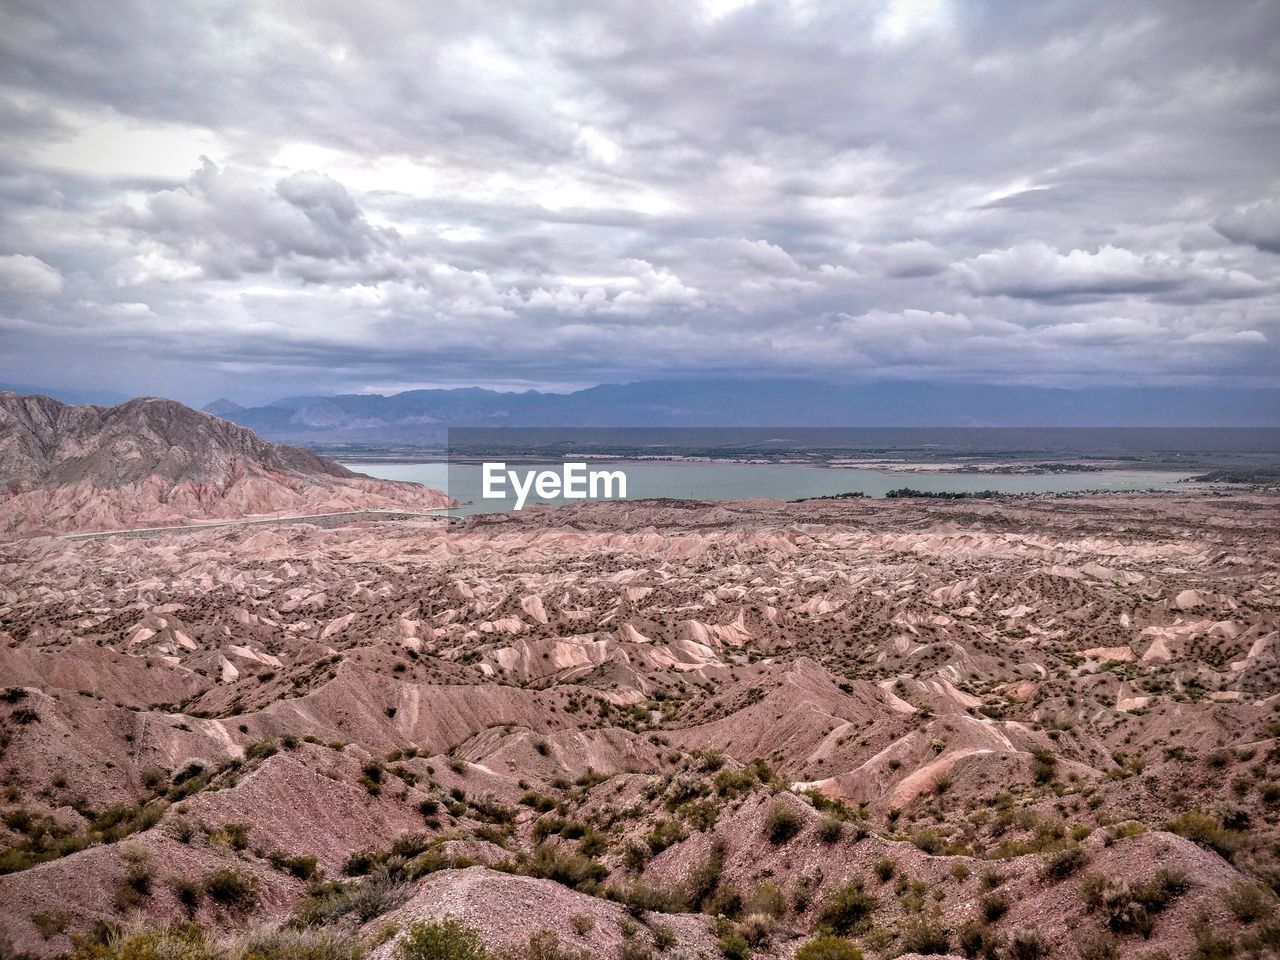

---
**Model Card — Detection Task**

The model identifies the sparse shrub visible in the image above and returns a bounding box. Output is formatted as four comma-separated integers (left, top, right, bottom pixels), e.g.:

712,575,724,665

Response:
293,876,411,925
568,914,594,936
763,803,802,845
794,935,863,960
70,923,218,960
736,914,776,948
239,927,364,960
1222,882,1276,924
816,816,844,844
511,929,590,960
717,932,750,960
525,845,607,894
817,879,876,935
397,917,489,960
646,819,685,854
957,919,1001,959
873,858,895,882
614,880,687,916
1081,869,1188,936
114,862,154,910
202,868,259,912
1040,845,1088,881
1006,927,1049,960
898,916,950,954
744,883,786,919
222,822,251,851
1030,750,1057,786
245,738,278,761
1076,931,1119,960
1167,810,1236,858
29,911,68,940
685,843,726,911
281,855,319,880
171,877,201,913
980,894,1008,923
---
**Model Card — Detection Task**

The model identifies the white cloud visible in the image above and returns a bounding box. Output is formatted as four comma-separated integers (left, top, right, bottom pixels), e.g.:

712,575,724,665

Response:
0,254,65,298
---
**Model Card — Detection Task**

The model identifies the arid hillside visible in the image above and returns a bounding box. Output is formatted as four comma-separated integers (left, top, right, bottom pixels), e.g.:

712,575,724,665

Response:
1,492,1278,960
0,393,449,537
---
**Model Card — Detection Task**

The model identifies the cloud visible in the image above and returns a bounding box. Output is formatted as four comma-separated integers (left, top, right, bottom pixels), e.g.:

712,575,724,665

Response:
123,159,396,281
0,254,64,297
0,0,1276,402
1215,199,1280,254
956,242,1267,304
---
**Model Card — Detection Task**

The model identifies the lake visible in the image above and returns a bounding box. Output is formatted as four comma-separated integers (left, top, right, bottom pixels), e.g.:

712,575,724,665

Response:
343,460,1202,515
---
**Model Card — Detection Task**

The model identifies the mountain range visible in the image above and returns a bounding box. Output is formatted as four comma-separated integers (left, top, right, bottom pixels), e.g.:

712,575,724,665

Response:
201,379,1280,444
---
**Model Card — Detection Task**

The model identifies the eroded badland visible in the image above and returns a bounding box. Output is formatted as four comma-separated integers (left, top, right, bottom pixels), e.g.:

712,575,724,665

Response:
2,493,1279,960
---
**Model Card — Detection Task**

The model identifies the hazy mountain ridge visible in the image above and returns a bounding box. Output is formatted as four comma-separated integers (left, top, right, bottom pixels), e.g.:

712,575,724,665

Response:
204,379,1280,442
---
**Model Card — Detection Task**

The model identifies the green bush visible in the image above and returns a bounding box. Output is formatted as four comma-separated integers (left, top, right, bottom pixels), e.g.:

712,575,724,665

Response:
1081,869,1188,936
957,919,1001,960
794,935,863,960
897,917,950,955
816,817,845,844
397,918,489,960
764,803,802,845
980,894,1008,923
1040,845,1088,881
817,880,876,935
1005,928,1049,960
1222,882,1276,924
202,868,259,912
240,927,365,960
70,923,218,960
717,933,750,960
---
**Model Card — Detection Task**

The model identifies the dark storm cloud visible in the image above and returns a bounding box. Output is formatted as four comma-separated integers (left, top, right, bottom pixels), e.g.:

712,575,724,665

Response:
0,0,1277,403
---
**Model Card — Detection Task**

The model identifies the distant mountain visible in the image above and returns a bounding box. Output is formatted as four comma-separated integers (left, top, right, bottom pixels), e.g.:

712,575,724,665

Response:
202,398,245,417
206,378,1280,443
0,392,449,536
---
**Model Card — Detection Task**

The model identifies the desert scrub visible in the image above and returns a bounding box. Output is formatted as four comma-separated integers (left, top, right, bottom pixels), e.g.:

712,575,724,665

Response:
897,916,950,955
716,932,751,960
816,816,845,843
793,935,863,960
957,919,1002,959
1005,927,1049,960
763,802,802,844
115,861,155,910
816,879,876,935
202,867,260,912
0,801,167,874
69,923,219,960
1221,881,1276,923
980,893,1009,923
1081,869,1188,936
397,918,488,960
293,876,411,925
1039,844,1088,881
645,818,685,854
237,927,365,960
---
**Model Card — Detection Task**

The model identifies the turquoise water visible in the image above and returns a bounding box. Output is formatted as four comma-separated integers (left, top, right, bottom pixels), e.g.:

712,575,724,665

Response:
343,460,1200,515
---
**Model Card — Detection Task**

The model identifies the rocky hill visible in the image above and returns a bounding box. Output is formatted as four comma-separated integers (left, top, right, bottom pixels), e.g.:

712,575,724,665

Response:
0,393,449,536
0,491,1277,959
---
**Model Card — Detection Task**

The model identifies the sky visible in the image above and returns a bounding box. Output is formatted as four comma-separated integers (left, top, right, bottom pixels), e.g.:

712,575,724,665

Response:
0,0,1277,407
